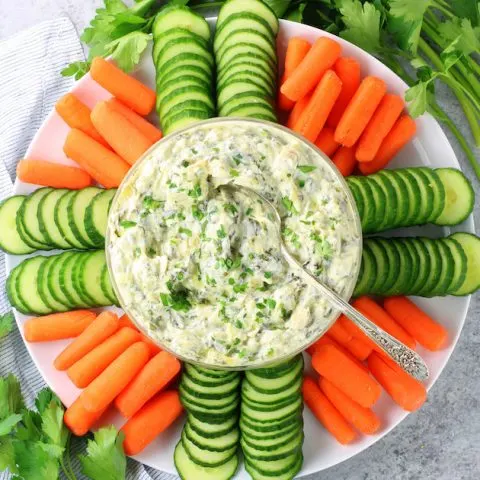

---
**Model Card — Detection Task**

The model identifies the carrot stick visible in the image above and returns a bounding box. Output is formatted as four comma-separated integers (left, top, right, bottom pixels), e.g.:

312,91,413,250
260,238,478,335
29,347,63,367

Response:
368,352,427,411
343,336,372,361
359,115,417,175
356,94,404,163
55,93,109,147
106,98,162,144
383,297,448,351
24,310,96,342
64,397,107,436
63,129,130,188
80,342,150,413
303,376,356,444
287,93,312,129
119,314,138,330
332,146,357,176
121,390,183,455
67,327,141,388
54,311,120,371
353,297,416,350
115,351,181,418
17,159,92,190
281,37,342,102
90,57,156,116
338,314,378,352
293,70,342,142
319,377,381,434
279,37,312,111
327,57,361,128
312,344,381,408
334,76,387,147
327,320,353,345
315,127,339,157
118,314,161,355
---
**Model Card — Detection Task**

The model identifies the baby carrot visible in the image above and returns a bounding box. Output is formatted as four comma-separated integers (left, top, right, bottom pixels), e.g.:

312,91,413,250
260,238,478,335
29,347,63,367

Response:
63,129,130,188
332,146,357,176
353,297,416,350
293,70,343,142
335,76,387,147
115,351,181,418
67,327,140,388
91,101,154,165
119,314,138,330
356,94,404,163
312,344,381,408
287,93,311,129
303,376,356,444
106,98,162,144
122,390,183,455
383,297,448,351
319,377,381,435
118,314,160,355
327,320,353,345
281,37,342,102
359,115,417,175
344,337,372,361
80,342,150,413
338,314,378,352
279,37,312,111
55,93,109,147
54,311,120,371
327,57,361,129
315,127,339,157
64,396,107,436
17,159,92,190
24,310,96,342
90,57,156,115
368,352,427,411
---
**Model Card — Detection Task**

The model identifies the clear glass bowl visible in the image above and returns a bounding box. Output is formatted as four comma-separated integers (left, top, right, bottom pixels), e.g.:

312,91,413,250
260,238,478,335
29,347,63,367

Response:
105,117,363,370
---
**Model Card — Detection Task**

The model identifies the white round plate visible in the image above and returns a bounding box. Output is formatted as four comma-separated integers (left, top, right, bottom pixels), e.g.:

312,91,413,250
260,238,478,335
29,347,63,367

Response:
5,19,474,478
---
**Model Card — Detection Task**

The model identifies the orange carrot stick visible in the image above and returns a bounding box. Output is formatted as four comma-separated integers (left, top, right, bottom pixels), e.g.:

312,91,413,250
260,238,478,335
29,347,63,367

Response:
118,314,161,355
343,336,372,361
67,327,140,388
303,376,356,444
121,390,183,455
115,351,181,418
80,342,150,413
55,93,109,147
293,70,342,142
338,314,378,352
383,297,448,351
118,314,138,330
335,76,387,147
90,57,156,115
287,93,312,129
106,98,162,144
312,344,381,408
327,320,353,345
63,128,130,188
353,297,416,350
281,37,342,102
23,310,96,342
315,127,339,157
356,94,404,163
279,37,312,111
54,311,120,371
332,146,357,176
368,352,427,411
64,397,107,436
327,57,361,128
319,377,381,434
17,159,92,190
359,115,417,174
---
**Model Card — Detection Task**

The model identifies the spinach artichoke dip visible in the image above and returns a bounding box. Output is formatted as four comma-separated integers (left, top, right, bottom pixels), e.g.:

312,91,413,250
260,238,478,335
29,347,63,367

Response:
107,119,361,367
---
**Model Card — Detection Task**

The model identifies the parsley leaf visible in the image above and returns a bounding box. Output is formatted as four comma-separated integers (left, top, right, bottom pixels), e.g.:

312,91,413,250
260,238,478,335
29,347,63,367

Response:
286,3,306,23
262,0,292,18
41,400,69,450
188,183,202,198
439,18,480,56
405,81,429,117
0,312,13,340
282,196,298,214
105,31,150,73
297,165,317,173
61,61,91,80
217,225,227,239
0,375,24,420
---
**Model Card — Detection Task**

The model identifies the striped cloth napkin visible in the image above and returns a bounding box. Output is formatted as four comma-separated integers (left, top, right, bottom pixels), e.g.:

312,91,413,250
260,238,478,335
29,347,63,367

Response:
0,17,176,480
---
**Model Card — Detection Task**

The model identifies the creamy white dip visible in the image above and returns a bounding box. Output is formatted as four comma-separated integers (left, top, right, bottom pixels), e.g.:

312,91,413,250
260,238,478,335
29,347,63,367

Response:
107,119,361,367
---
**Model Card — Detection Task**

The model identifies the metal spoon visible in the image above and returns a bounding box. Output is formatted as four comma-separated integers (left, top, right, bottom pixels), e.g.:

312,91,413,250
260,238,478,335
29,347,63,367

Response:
219,183,429,381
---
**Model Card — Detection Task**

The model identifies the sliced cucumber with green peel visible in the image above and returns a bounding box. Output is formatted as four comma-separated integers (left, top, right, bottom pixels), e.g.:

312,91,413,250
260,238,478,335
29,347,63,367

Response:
156,54,213,86
442,238,468,294
79,250,112,306
163,110,213,135
153,30,209,66
38,189,72,249
60,253,90,308
157,76,212,104
353,247,376,297
153,5,211,41
181,372,240,399
160,87,214,119
450,233,480,295
6,264,30,314
216,30,276,60
245,453,303,480
184,423,239,452
245,358,303,393
182,430,237,467
422,168,445,223
365,239,391,295
47,252,76,309
241,431,303,461
217,43,276,72
101,265,117,305
188,414,238,439
0,196,35,254
84,188,116,247
155,38,214,70
18,188,53,248
55,190,85,249
37,256,69,312
184,364,237,386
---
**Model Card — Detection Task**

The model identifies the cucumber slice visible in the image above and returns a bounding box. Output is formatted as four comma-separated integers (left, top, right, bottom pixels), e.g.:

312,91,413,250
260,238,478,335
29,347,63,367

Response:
72,252,96,306
442,238,467,294
157,64,211,90
18,188,53,247
224,104,276,121
153,6,211,41
16,213,48,250
158,76,212,104
245,357,303,393
37,256,69,312
365,239,390,294
0,196,35,254
216,30,276,60
188,414,239,439
164,110,213,135
218,73,274,98
241,395,302,423
174,440,239,480
422,169,445,223
240,418,299,441
396,169,421,227
405,168,434,224
156,54,213,86
384,239,413,297
217,44,276,72
180,385,239,409
217,61,276,88
153,30,209,66
363,177,386,233
434,168,474,225
416,238,442,297
218,80,271,108
240,412,302,432
245,453,303,480
84,188,116,247
368,173,397,231
185,423,239,452
6,264,30,314
249,357,299,379
378,170,408,228
55,191,85,249
155,39,214,70
429,239,455,297
79,250,111,306
194,366,237,378
347,177,374,233
185,364,238,386
399,238,421,295
159,86,214,118
449,233,480,295
47,252,76,309
60,253,90,308
182,430,237,467
374,238,400,295
241,431,303,460
346,180,364,224
38,189,72,249
353,246,376,297
408,239,431,296
101,265,117,305
182,372,241,399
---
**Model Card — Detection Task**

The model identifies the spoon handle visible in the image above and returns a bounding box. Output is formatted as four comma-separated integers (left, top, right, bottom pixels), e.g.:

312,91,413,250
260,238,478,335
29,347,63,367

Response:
282,245,429,382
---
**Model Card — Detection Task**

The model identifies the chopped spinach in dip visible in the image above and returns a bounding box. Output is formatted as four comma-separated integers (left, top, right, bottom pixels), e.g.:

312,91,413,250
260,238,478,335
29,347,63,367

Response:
107,120,361,367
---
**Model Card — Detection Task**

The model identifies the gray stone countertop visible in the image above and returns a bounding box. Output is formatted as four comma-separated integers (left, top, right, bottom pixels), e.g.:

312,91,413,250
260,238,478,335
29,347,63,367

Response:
1,1,479,479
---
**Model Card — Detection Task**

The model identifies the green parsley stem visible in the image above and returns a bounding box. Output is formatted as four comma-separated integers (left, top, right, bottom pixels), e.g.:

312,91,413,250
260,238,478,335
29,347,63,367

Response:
431,1,454,18
466,56,480,78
